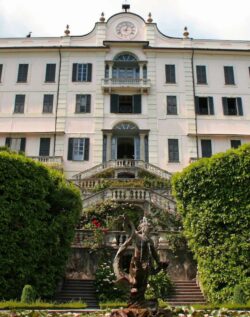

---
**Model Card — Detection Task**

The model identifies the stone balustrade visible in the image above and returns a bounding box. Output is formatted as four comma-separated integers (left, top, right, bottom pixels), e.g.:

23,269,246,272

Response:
72,229,179,249
101,78,151,89
73,159,171,181
29,156,63,164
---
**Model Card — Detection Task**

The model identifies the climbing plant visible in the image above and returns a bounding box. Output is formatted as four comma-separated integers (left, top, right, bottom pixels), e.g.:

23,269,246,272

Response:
172,144,250,303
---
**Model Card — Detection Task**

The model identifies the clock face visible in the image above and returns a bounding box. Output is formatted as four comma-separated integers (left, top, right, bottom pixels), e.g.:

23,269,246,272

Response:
116,21,137,40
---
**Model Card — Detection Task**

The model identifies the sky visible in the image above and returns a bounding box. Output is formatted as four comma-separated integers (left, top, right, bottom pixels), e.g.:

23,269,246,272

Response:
0,0,250,40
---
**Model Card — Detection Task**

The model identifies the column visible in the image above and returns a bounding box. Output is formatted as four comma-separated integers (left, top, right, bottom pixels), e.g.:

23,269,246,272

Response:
106,132,112,161
140,133,146,161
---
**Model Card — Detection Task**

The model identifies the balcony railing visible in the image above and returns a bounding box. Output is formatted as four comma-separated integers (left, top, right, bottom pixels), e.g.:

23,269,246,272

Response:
102,78,151,93
72,229,180,249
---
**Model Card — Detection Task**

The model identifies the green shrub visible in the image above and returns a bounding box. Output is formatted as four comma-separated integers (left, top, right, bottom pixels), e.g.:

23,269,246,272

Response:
0,151,82,300
172,144,250,303
233,285,247,305
20,285,36,303
145,270,173,300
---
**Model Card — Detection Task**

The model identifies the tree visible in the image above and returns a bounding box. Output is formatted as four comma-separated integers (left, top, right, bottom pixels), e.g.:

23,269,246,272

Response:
172,144,250,303
0,151,82,299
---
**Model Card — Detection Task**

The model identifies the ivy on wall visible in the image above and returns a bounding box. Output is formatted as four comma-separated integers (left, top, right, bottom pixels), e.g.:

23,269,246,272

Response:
0,151,82,300
172,144,250,303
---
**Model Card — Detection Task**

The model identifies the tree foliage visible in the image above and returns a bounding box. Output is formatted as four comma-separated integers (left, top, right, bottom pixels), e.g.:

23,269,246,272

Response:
0,151,82,299
172,144,250,303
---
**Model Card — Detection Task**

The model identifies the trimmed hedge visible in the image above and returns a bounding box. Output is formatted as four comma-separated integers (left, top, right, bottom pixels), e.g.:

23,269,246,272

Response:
172,144,250,303
0,151,82,300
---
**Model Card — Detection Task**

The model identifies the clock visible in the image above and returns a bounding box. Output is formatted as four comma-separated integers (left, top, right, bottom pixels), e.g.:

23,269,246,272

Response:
116,21,137,40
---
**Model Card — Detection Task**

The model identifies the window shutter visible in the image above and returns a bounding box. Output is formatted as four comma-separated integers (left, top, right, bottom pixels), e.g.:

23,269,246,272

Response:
195,96,199,114
84,138,90,161
208,97,214,115
75,95,80,113
111,94,119,113
5,137,11,147
72,63,77,82
133,95,141,113
39,138,50,156
20,138,26,152
68,138,73,160
86,95,91,113
222,97,228,115
87,63,92,82
237,97,243,116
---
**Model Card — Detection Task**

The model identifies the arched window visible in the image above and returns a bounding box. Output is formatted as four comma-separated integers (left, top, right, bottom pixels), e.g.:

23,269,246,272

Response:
112,53,139,79
114,53,138,62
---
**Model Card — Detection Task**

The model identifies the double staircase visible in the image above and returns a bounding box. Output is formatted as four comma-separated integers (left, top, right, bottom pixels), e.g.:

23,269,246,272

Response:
166,280,206,306
55,279,99,308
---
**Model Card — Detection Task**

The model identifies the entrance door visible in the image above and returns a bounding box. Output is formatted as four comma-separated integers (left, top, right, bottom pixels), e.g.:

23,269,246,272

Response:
117,137,134,159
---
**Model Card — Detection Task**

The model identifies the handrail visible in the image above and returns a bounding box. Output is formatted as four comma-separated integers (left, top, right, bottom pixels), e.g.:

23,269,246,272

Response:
72,159,172,181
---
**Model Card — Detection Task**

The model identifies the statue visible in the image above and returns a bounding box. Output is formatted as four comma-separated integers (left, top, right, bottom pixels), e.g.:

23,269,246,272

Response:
113,216,168,308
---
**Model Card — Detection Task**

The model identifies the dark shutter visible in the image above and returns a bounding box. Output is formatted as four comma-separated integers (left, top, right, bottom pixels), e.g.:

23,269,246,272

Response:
165,65,175,83
133,95,141,113
39,138,50,156
237,98,243,116
17,64,28,82
5,137,11,147
196,65,207,84
72,63,77,82
168,139,179,162
0,64,2,82
222,97,228,115
201,139,212,158
208,97,214,115
111,94,119,113
84,138,89,161
68,138,73,160
87,63,92,82
224,66,235,85
195,96,199,114
20,138,26,153
86,95,91,113
45,64,56,82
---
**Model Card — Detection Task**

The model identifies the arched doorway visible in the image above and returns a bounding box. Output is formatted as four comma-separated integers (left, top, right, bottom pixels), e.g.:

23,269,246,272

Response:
103,122,149,162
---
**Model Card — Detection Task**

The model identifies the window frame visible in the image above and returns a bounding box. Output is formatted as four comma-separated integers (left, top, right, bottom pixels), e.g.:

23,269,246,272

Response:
14,94,25,113
75,94,91,113
168,139,179,163
224,66,235,85
110,94,141,114
45,63,56,83
0,64,3,83
222,97,243,116
72,63,92,82
17,64,29,83
165,64,176,84
166,95,177,115
201,139,212,158
39,138,51,156
67,138,90,161
196,65,207,84
5,137,26,153
195,96,214,115
43,94,54,113
230,139,241,149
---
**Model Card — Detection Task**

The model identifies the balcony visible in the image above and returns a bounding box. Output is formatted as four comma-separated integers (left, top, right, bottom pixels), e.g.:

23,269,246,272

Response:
101,78,151,94
29,156,63,170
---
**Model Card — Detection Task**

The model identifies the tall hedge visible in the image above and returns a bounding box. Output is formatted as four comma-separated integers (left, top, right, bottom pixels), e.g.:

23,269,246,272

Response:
172,144,250,303
0,151,82,299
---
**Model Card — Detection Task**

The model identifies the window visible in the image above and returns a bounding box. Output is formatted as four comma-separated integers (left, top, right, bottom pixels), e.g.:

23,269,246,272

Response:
165,64,176,83
45,64,56,82
17,64,28,82
43,94,54,113
168,139,179,162
222,97,243,116
111,94,141,113
72,63,92,82
68,138,89,161
201,139,212,158
167,96,177,115
14,95,25,113
196,65,207,84
231,140,241,149
224,66,235,85
39,138,50,156
195,97,214,115
5,137,26,153
0,64,2,82
75,94,91,113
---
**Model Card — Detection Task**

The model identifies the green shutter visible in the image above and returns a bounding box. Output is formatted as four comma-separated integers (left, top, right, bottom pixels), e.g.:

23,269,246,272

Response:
5,137,11,147
68,138,73,160
72,63,77,82
222,97,228,115
86,95,91,113
195,96,199,114
237,98,243,116
20,138,26,153
111,94,119,113
84,138,89,161
208,97,214,115
133,95,141,113
87,64,92,81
